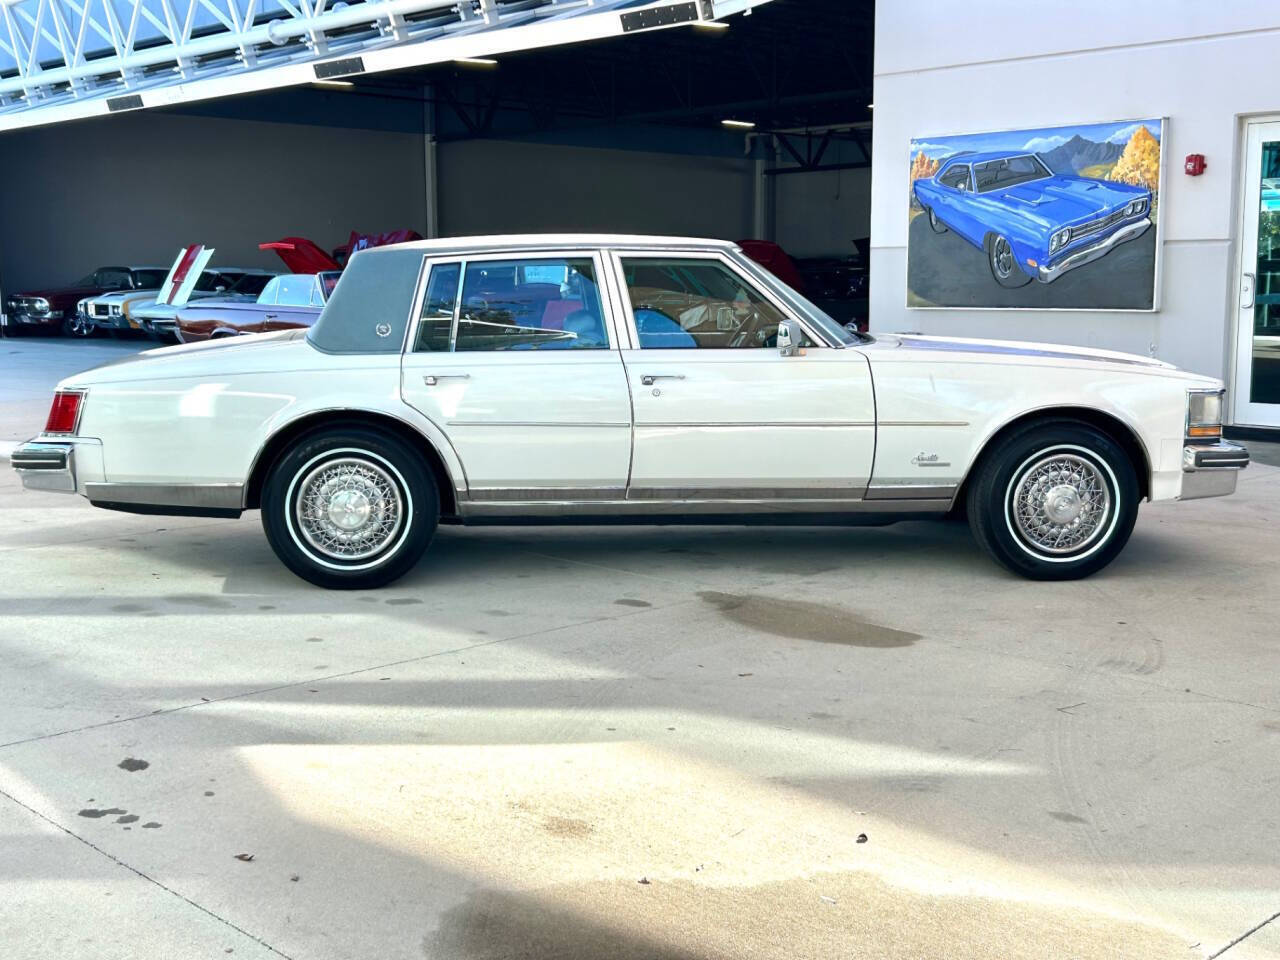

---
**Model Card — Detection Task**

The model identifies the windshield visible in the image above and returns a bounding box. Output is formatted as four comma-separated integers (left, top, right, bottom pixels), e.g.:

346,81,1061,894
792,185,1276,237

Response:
132,269,169,289
226,274,274,297
736,255,859,346
974,154,1051,193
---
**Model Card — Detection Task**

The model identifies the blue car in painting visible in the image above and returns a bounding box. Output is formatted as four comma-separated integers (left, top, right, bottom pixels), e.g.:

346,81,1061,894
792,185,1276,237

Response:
913,150,1152,287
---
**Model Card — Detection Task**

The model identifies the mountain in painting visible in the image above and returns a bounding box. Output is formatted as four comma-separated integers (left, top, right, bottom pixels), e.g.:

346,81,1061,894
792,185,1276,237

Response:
1039,135,1124,175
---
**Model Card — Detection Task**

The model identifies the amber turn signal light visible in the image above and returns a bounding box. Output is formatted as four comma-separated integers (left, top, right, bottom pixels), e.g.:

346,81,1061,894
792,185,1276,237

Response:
1186,424,1222,439
44,390,84,434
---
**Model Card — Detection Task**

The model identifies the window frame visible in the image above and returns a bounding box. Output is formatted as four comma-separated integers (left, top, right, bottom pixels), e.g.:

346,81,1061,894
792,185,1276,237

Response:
406,249,618,355
939,162,973,192
605,249,825,352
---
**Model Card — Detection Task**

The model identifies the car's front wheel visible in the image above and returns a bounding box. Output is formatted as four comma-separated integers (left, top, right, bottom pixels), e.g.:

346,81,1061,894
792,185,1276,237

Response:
987,233,1033,288
261,426,438,589
966,422,1139,580
61,314,96,338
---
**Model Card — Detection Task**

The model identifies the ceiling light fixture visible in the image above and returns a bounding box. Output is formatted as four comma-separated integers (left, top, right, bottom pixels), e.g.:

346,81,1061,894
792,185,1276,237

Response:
455,57,498,66
721,119,756,130
313,79,354,88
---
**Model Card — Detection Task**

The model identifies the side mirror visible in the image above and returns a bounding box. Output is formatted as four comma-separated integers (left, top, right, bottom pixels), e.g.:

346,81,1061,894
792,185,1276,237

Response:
777,319,802,357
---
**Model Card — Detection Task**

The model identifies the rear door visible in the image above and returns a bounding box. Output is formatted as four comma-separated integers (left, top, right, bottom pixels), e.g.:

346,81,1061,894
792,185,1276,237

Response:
400,252,633,500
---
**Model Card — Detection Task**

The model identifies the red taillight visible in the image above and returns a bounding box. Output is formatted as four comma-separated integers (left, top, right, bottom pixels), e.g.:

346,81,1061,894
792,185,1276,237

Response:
44,390,83,434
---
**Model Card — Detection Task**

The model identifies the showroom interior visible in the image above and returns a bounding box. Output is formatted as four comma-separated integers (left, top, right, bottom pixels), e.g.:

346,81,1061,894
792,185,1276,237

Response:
0,0,875,329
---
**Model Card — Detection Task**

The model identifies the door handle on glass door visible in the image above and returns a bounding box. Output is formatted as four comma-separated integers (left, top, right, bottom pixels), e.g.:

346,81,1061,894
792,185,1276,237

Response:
423,374,471,386
641,374,686,386
1242,273,1256,309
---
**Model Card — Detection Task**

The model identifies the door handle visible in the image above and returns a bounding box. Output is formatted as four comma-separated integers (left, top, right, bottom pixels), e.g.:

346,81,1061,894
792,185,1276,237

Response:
423,374,471,386
263,314,277,321
640,374,686,386
1242,272,1256,310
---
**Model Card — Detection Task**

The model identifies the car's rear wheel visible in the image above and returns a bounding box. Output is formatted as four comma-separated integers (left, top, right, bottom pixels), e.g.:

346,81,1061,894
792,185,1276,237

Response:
927,206,947,234
61,314,95,338
261,426,438,589
987,233,1033,288
967,422,1139,580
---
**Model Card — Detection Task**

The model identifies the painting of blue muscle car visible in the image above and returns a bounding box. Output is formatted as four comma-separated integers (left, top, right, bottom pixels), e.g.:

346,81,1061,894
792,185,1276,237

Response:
915,151,1151,287
908,118,1164,310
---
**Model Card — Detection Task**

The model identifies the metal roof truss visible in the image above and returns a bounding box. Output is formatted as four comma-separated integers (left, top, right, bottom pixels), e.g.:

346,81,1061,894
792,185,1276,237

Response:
0,0,768,131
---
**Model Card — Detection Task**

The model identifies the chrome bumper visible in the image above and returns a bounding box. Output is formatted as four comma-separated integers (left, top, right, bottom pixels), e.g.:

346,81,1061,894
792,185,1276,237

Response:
1038,217,1151,283
1180,440,1249,500
11,441,78,493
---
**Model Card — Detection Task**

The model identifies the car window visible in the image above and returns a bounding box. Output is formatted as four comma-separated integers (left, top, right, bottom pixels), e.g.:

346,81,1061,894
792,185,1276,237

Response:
195,272,229,292
974,155,1051,193
454,258,608,352
95,269,132,290
275,275,315,307
317,271,341,302
939,164,970,191
621,258,791,349
415,263,461,352
133,269,168,288
231,274,274,297
256,277,282,304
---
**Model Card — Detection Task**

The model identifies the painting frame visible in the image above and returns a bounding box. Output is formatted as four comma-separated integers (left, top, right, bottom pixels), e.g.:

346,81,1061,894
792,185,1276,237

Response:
905,116,1168,313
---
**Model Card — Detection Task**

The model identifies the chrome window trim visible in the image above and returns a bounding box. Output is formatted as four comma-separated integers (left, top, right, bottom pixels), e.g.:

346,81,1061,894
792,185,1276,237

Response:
405,250,615,355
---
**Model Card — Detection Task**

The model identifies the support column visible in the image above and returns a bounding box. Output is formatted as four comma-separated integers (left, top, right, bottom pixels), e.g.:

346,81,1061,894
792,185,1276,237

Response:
752,134,775,241
423,84,440,239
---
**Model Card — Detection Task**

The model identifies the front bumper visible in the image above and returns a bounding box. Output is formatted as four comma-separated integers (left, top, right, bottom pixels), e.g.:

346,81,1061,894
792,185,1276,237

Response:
1038,217,1151,283
1180,440,1249,500
5,310,63,326
90,313,131,330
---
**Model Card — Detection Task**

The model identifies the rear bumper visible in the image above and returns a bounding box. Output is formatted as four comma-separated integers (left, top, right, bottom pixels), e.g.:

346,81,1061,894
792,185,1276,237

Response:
11,440,83,492
1038,217,1151,283
1180,440,1249,500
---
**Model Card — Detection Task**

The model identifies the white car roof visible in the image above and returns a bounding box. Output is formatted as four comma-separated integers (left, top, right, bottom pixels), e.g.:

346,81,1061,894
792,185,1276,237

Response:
361,234,739,256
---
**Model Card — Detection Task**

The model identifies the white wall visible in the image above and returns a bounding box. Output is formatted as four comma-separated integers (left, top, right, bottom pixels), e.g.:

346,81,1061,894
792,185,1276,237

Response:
871,0,1280,381
0,111,427,290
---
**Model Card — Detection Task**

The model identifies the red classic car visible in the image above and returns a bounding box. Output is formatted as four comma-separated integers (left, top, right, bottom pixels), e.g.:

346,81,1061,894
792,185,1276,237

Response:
175,272,340,343
5,265,168,337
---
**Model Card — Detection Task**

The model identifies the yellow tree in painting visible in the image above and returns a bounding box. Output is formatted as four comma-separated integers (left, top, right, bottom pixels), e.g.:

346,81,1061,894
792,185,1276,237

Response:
1108,125,1161,192
910,150,940,184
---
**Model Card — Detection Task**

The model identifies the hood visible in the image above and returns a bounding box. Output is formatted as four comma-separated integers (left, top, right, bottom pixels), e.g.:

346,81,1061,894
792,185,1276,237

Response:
89,289,159,305
996,176,1147,224
876,334,1181,369
13,284,102,302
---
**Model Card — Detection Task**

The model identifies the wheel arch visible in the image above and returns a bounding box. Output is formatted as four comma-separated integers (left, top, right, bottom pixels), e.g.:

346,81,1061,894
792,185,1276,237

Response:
954,406,1152,511
244,409,460,518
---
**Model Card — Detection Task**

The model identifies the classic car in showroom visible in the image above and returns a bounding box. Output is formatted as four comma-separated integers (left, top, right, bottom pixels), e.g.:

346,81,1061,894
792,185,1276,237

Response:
81,268,266,338
135,271,278,342
913,150,1152,287
174,271,339,342
12,235,1248,589
5,265,167,336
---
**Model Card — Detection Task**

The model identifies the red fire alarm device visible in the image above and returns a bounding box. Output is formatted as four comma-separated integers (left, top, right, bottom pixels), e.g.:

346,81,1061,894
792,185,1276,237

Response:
1185,154,1206,176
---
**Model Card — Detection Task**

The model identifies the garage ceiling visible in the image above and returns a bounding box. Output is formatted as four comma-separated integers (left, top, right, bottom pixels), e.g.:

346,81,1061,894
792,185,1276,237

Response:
0,0,769,131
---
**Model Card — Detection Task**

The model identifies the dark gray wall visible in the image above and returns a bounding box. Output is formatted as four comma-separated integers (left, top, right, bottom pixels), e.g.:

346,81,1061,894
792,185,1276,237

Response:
0,111,428,290
437,139,755,241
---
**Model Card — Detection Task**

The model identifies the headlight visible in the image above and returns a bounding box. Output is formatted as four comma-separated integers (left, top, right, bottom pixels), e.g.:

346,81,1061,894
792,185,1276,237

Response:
110,304,122,317
1187,389,1224,439
1049,228,1070,253
34,298,50,313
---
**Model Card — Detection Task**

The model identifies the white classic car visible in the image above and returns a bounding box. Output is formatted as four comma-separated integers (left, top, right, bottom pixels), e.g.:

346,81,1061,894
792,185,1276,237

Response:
12,235,1249,588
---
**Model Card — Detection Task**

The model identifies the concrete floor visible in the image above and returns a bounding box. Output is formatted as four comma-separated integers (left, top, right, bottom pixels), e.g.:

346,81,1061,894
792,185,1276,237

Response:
2,336,1279,960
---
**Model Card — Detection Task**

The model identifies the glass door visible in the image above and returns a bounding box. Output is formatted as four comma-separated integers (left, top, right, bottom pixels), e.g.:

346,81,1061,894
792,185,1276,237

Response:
1235,120,1280,427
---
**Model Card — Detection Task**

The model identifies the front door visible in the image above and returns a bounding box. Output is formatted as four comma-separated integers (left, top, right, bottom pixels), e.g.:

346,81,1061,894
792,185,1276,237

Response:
611,251,875,502
1234,120,1280,427
401,252,632,500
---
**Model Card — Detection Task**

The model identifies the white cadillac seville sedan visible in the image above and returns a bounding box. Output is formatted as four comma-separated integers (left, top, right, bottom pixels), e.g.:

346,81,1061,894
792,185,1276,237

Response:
13,235,1249,589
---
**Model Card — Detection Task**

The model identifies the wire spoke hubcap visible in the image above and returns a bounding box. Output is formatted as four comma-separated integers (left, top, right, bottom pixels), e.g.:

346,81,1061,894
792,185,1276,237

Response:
295,457,403,561
1011,453,1111,555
